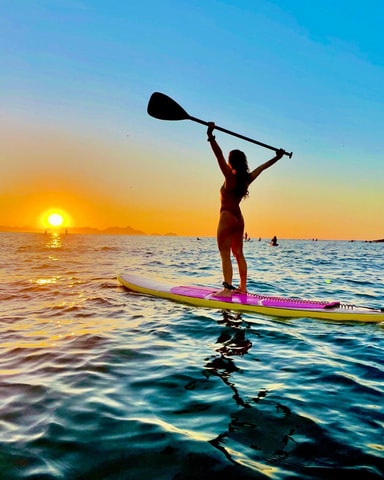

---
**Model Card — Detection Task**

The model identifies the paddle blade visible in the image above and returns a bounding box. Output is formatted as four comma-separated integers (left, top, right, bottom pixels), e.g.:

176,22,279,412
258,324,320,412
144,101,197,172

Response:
147,92,190,121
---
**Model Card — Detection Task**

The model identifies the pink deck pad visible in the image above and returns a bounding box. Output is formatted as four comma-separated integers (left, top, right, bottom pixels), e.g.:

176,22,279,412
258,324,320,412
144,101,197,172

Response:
171,286,340,310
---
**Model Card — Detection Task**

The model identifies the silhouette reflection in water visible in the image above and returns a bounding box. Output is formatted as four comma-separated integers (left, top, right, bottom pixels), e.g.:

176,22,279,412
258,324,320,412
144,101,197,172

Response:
202,311,316,474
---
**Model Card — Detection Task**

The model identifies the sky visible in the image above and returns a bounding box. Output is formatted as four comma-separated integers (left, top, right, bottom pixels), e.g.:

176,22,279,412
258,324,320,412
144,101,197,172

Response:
1,0,384,239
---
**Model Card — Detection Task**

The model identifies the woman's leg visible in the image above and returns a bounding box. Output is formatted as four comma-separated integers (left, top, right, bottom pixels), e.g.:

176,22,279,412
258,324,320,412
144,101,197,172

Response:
216,212,238,295
231,218,247,292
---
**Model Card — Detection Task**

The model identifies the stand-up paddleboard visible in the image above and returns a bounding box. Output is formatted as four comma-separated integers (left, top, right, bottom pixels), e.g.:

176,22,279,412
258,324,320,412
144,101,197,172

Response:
118,273,384,323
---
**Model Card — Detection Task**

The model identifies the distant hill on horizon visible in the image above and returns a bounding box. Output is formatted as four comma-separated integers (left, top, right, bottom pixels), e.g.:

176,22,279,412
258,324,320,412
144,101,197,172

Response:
0,225,178,236
73,225,146,235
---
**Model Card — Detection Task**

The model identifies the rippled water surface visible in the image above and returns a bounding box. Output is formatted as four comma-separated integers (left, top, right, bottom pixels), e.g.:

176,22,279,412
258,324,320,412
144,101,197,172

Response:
0,232,383,479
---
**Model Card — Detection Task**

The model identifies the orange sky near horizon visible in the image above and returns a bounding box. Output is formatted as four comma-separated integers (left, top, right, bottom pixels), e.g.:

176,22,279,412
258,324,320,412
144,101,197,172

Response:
1,115,383,240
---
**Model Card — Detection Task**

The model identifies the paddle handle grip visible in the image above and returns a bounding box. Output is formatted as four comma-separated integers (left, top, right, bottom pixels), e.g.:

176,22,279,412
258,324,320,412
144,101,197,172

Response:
189,115,293,158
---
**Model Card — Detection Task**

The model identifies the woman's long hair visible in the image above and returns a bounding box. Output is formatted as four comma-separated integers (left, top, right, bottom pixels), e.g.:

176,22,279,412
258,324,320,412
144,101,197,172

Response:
228,150,250,199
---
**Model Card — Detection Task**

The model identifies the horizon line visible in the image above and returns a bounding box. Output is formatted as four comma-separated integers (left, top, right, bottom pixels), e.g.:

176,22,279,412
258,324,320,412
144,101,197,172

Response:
0,226,383,243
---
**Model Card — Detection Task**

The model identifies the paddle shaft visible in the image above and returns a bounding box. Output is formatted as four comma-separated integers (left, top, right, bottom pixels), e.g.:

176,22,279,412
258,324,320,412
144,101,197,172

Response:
147,92,293,158
188,115,292,158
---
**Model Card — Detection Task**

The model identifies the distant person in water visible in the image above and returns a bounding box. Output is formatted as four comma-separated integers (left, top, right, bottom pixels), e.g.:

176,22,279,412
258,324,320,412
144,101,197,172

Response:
207,122,284,296
270,235,278,246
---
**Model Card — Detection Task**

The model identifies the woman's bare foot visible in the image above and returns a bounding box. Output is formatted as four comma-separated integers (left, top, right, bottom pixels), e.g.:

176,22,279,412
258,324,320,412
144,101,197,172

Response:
232,287,247,294
213,288,232,297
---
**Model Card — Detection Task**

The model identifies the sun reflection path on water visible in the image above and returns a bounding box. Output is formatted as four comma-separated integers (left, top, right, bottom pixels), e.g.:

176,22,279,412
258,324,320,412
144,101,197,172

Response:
4,230,127,355
45,231,62,249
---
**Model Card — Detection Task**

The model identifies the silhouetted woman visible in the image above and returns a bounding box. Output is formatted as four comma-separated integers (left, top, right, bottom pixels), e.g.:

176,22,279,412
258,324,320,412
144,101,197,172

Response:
207,122,284,296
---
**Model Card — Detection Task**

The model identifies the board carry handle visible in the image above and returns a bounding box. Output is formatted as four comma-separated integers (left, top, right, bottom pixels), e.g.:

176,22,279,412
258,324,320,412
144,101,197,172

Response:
147,92,293,158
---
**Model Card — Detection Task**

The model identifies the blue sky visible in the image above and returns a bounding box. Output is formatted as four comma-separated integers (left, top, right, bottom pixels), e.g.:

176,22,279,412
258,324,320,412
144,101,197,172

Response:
1,0,384,238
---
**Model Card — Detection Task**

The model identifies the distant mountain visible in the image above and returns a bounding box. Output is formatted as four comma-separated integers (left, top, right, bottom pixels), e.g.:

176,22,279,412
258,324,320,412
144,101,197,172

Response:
49,225,147,235
0,225,177,236
101,226,146,235
69,227,104,234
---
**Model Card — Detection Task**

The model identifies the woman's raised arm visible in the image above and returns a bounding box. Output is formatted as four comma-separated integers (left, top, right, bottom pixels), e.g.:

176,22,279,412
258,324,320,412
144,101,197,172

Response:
207,122,232,177
249,149,285,184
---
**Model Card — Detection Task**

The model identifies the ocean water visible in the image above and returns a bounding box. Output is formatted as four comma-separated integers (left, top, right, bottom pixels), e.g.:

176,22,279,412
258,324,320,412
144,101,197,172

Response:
0,232,383,480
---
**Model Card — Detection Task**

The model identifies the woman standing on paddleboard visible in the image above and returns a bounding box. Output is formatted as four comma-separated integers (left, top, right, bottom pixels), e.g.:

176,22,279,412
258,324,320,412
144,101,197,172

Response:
207,122,284,296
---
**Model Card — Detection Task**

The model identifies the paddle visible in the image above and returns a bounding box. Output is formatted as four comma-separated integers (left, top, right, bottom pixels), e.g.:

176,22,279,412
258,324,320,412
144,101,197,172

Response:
147,92,293,158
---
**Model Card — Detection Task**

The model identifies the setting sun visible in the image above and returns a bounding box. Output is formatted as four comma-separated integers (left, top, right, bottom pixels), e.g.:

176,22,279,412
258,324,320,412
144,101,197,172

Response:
39,208,72,230
48,213,64,227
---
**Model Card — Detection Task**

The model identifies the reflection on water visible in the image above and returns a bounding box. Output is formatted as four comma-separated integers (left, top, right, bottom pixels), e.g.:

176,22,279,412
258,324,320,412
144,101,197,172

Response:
45,231,62,249
216,311,253,357
204,313,295,475
206,312,252,408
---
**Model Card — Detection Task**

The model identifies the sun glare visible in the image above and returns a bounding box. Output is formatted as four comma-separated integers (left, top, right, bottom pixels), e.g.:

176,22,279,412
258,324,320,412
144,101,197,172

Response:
40,208,71,230
48,213,64,227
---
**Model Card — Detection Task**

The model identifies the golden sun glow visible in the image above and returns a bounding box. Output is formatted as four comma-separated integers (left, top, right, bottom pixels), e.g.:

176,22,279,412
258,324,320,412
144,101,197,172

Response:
48,213,64,227
40,208,72,230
